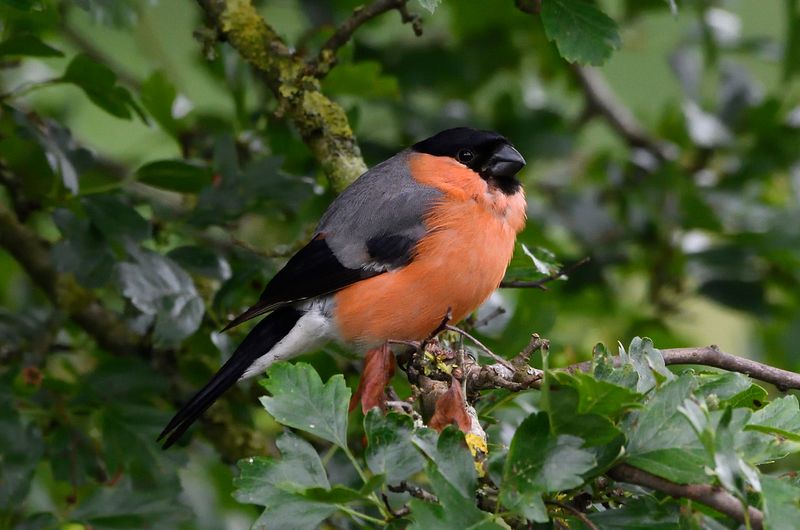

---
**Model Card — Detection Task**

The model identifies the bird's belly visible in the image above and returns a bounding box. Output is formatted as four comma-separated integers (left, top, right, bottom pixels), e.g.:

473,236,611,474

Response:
334,199,521,346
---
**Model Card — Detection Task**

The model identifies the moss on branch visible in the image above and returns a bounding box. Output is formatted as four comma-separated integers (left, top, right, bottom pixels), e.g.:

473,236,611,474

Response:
198,0,366,192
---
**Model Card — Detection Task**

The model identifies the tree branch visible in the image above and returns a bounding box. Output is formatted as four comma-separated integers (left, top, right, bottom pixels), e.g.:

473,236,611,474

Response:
0,204,144,357
196,0,367,192
570,65,675,162
607,463,763,529
568,345,800,391
310,0,422,78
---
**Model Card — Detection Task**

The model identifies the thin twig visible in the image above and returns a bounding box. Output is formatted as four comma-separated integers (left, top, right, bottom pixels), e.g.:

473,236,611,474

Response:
545,500,600,530
309,0,421,77
570,65,675,162
500,256,590,290
388,481,438,503
607,464,763,529
444,324,514,371
568,345,800,391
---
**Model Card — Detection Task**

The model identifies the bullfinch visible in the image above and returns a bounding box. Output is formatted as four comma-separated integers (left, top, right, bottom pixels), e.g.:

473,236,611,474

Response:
158,127,527,448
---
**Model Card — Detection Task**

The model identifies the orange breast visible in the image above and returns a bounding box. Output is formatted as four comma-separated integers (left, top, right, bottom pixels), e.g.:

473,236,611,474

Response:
335,153,526,346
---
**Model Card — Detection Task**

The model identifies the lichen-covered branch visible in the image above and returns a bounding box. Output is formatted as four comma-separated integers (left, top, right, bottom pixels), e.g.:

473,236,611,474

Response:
196,0,367,192
607,463,763,529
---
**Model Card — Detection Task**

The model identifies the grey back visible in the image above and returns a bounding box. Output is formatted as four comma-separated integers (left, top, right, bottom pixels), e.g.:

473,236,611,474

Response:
316,150,442,269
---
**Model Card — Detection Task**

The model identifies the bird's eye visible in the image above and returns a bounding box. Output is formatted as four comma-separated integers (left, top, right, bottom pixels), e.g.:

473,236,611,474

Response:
457,148,475,164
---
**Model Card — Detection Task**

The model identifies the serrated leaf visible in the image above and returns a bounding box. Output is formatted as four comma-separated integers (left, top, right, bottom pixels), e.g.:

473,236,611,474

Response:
409,463,504,530
135,159,213,193
738,396,800,464
554,371,641,419
0,34,63,57
260,362,350,448
500,412,596,523
115,245,203,347
412,427,476,497
624,375,711,483
364,409,425,484
234,433,335,530
762,475,800,530
540,0,621,66
547,376,623,447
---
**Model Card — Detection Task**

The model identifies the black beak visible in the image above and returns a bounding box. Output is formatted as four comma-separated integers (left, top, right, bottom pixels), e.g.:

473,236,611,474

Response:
484,143,526,178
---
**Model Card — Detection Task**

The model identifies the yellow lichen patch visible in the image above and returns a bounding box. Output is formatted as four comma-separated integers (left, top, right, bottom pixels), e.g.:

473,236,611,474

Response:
465,433,488,477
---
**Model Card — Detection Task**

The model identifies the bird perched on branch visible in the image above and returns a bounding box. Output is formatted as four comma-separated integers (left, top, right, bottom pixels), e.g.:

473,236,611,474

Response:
158,127,527,448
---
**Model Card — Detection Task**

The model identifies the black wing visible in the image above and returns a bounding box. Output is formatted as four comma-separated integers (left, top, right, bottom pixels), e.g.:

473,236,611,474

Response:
220,234,416,332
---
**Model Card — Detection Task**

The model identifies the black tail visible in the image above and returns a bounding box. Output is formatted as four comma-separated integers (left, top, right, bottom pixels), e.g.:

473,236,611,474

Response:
158,306,302,449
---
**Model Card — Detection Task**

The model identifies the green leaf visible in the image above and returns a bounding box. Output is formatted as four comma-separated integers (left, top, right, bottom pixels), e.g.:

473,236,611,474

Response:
140,71,179,137
547,375,624,447
624,337,676,393
135,159,213,193
115,245,204,347
0,35,63,57
260,362,350,448
409,463,504,530
52,208,115,288
553,371,641,419
235,432,336,530
61,54,141,120
587,497,680,529
0,377,43,509
412,427,476,497
738,395,800,464
540,0,621,66
294,485,367,504
762,475,800,530
364,409,425,484
167,246,231,281
500,412,596,523
83,194,150,244
624,375,711,483
695,371,767,408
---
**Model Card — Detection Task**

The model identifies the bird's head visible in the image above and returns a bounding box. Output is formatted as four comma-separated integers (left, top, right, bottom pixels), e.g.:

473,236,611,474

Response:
412,127,526,195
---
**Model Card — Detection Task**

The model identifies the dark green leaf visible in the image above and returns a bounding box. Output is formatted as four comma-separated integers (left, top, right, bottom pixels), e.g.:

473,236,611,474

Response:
540,0,621,66
260,362,350,448
135,159,213,193
0,35,63,57
587,497,680,529
140,71,179,137
553,371,641,419
500,412,596,523
83,194,150,244
52,208,115,288
167,246,231,280
61,54,140,120
409,463,504,530
364,409,425,484
412,427,476,497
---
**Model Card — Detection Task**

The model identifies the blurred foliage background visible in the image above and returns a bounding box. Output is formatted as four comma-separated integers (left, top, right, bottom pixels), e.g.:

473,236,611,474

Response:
1,0,800,528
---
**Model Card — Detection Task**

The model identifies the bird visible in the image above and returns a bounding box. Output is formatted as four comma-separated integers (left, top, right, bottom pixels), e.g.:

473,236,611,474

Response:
158,127,527,448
